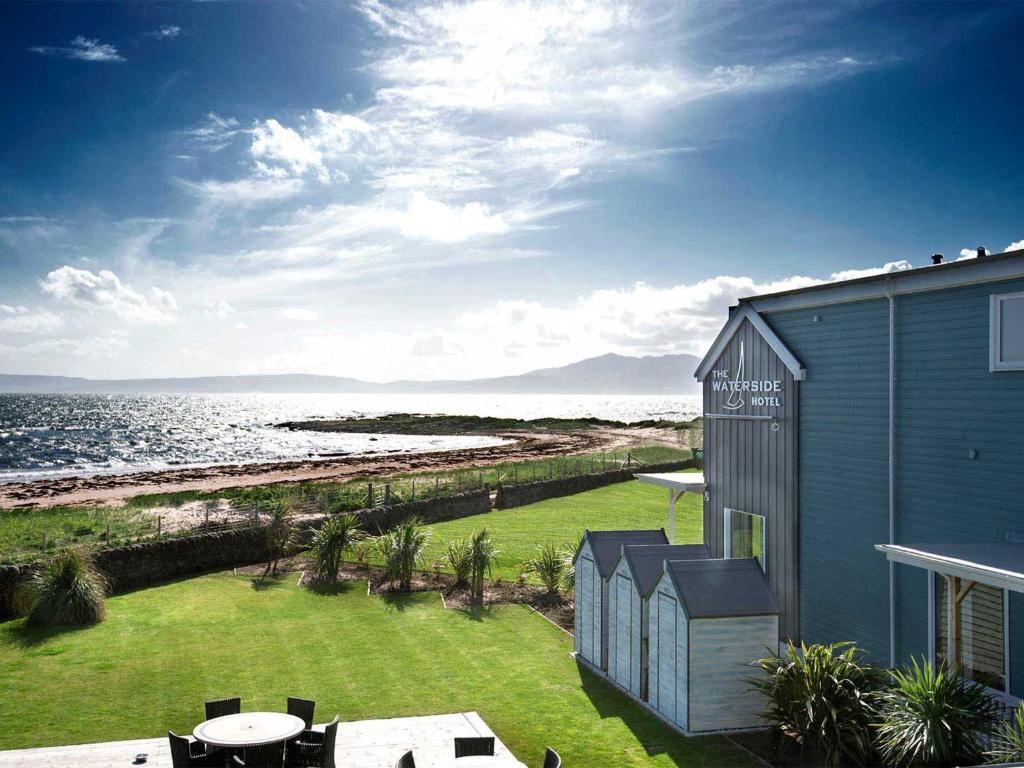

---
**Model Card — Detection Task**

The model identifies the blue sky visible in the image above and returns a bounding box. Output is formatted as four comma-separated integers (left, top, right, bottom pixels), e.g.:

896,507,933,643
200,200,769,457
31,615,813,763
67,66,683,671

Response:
1,0,1022,380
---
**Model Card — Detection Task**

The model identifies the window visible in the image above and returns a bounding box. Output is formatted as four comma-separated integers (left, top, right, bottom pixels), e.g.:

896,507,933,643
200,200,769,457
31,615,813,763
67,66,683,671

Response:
991,292,1024,371
725,509,766,573
934,574,1007,691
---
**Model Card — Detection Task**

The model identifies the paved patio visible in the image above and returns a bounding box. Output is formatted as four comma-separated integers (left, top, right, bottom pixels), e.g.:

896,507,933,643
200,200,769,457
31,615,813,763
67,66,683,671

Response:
0,712,516,768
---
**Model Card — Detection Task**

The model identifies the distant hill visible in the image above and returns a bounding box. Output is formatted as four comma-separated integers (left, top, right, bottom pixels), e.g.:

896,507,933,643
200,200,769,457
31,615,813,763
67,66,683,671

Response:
0,352,701,395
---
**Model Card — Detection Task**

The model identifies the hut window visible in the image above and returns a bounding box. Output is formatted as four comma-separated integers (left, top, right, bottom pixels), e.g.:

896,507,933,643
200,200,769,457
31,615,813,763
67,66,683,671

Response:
934,574,1006,691
724,509,766,573
991,292,1024,371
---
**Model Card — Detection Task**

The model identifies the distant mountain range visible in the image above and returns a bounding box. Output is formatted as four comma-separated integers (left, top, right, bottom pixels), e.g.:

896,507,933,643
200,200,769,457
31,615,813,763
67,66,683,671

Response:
0,353,701,395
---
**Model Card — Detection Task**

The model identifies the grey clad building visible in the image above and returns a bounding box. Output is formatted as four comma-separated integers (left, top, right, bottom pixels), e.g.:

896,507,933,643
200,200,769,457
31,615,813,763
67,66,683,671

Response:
695,247,1024,700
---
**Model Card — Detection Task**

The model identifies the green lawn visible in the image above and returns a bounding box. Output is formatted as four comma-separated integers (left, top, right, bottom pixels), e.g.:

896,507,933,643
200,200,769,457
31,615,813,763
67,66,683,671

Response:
403,474,704,581
0,573,752,767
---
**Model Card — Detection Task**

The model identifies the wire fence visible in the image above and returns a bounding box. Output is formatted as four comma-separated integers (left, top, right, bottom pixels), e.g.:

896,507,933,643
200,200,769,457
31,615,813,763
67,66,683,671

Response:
10,447,693,562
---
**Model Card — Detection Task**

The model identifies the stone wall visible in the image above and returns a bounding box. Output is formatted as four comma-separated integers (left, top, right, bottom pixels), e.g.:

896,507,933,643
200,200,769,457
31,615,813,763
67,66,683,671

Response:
494,459,701,509
349,489,491,535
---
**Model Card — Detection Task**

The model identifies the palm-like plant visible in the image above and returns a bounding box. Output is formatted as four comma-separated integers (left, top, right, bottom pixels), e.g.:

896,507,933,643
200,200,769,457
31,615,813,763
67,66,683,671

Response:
525,543,565,596
28,548,108,627
468,529,498,606
751,641,886,767
444,539,472,589
988,702,1024,764
376,518,429,592
262,499,298,579
876,658,998,768
309,514,363,583
560,542,577,593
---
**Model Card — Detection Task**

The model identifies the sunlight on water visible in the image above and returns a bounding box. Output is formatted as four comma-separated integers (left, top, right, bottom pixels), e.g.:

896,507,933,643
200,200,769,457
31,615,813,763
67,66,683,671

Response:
0,393,701,482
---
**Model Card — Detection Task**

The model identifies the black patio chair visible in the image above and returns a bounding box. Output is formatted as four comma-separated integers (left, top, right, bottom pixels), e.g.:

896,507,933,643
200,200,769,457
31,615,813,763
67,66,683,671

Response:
231,739,287,768
454,736,495,757
543,746,562,768
286,714,339,768
205,696,242,720
395,750,416,768
168,730,222,768
287,697,316,729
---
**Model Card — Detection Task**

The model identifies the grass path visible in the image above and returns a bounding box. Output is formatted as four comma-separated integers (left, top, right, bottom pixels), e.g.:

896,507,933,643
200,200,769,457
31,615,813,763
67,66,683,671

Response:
0,572,751,767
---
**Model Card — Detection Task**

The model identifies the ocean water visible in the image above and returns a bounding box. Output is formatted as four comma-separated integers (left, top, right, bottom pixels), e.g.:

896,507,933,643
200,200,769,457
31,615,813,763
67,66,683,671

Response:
0,392,701,483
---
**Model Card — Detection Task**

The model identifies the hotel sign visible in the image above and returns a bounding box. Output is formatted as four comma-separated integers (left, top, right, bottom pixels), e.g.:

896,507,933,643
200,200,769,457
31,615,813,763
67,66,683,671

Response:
710,341,784,410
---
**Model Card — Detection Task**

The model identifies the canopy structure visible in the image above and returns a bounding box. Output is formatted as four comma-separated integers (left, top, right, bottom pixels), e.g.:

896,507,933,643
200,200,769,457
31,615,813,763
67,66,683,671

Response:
877,542,1024,673
875,542,1024,594
634,472,705,543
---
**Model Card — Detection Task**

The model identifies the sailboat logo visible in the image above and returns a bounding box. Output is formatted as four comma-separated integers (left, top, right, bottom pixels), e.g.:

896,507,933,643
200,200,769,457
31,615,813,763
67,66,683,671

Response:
723,341,745,411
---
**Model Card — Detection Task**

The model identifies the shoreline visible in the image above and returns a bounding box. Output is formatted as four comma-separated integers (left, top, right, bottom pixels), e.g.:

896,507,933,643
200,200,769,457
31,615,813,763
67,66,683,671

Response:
0,426,679,510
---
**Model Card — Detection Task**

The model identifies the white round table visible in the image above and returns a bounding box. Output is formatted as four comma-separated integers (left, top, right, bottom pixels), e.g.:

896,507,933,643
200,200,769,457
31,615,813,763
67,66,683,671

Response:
441,758,528,768
193,712,306,748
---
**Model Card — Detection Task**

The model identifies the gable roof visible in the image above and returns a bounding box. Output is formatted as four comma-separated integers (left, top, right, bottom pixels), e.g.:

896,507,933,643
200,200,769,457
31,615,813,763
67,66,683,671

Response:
662,558,780,619
694,304,805,382
575,529,668,578
616,543,712,598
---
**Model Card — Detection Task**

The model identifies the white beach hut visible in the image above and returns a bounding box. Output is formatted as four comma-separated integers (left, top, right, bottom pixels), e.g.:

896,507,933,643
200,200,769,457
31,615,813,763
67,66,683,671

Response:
606,543,711,700
647,557,779,734
573,529,668,670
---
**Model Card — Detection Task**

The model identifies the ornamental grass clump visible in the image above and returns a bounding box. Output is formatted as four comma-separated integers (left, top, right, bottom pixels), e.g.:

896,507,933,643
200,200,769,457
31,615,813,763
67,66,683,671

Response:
876,658,998,768
468,529,498,606
444,539,472,589
376,518,429,592
525,543,566,596
751,641,886,767
27,548,108,627
309,513,363,583
988,702,1024,764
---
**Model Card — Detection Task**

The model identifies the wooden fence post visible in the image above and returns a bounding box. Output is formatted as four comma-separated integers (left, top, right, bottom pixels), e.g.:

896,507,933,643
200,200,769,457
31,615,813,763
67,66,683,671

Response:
411,480,416,502
157,516,162,536
368,482,375,508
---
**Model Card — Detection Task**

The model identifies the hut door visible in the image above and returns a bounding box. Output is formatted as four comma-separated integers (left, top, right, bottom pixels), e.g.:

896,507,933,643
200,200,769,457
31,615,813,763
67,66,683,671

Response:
579,556,596,662
656,592,678,722
614,574,632,688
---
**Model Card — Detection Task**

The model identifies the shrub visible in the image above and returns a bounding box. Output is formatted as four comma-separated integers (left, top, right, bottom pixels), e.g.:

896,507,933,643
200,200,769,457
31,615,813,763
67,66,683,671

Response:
525,543,566,595
876,658,998,768
751,641,885,767
262,499,298,579
376,518,429,592
444,539,472,588
560,542,576,593
988,703,1024,764
468,529,498,606
309,514,363,583
27,548,108,627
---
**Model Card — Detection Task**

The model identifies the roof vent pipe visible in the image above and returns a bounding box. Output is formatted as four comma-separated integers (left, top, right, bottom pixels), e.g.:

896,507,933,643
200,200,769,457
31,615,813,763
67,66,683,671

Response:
977,246,987,258
931,253,944,265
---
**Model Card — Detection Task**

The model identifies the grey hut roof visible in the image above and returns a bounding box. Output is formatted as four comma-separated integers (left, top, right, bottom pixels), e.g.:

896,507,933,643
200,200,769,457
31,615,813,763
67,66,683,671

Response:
619,544,712,598
575,529,668,578
664,558,780,619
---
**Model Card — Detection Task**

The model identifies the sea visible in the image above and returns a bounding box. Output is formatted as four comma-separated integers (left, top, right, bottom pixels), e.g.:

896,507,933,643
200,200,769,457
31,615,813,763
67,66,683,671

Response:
0,393,702,484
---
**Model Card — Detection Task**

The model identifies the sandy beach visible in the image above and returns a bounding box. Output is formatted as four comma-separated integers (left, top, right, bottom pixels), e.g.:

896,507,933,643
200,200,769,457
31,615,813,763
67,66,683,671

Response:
0,426,682,509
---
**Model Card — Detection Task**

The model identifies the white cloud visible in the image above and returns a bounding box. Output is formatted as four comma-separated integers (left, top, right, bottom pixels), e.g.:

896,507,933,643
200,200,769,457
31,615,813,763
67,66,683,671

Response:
1006,239,1023,252
202,300,236,320
180,176,304,206
147,26,181,40
40,266,178,325
0,305,64,334
0,336,129,358
251,119,329,183
182,113,243,152
281,308,318,321
829,260,912,281
30,36,124,62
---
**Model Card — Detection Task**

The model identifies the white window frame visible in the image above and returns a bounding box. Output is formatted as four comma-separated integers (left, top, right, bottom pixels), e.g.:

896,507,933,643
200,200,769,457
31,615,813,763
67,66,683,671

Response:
990,292,1024,371
928,572,1013,698
724,508,767,574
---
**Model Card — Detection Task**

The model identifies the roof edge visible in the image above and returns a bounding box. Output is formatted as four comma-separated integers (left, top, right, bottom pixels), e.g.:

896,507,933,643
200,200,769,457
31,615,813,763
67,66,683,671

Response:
745,248,1024,313
694,304,805,382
